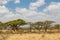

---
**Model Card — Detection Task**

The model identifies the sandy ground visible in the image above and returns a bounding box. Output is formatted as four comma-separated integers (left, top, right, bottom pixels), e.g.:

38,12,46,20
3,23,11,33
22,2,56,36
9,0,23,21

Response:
0,33,60,40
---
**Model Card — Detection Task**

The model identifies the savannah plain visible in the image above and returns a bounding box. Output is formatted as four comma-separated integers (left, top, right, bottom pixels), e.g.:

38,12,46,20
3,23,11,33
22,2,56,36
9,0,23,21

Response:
0,20,60,40
0,30,60,40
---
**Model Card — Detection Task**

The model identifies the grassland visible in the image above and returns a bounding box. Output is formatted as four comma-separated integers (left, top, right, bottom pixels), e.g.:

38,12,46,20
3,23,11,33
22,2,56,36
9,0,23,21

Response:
0,30,60,40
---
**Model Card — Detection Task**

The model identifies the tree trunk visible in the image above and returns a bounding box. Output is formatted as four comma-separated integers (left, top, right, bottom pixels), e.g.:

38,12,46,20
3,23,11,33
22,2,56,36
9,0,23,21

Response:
30,26,32,33
45,26,47,32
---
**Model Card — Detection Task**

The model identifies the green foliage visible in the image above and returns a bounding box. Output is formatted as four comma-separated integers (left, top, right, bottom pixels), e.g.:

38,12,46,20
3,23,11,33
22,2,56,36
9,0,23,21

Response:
54,24,60,32
0,19,60,33
4,19,26,25
5,19,27,31
43,20,54,32
0,19,27,31
0,22,4,30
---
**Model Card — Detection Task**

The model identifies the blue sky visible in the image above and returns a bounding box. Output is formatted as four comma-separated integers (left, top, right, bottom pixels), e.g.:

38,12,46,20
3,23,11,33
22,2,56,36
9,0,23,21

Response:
4,0,60,11
0,0,60,23
5,0,36,10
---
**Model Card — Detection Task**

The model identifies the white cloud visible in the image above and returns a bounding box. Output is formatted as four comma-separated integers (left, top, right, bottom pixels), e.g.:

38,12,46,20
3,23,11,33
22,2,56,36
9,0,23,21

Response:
29,0,45,10
0,6,25,22
14,0,20,4
0,0,9,5
0,6,9,15
16,8,37,17
26,12,53,22
0,13,25,22
44,2,60,23
0,0,20,5
0,1,60,24
16,2,60,23
0,0,48,22
16,7,53,22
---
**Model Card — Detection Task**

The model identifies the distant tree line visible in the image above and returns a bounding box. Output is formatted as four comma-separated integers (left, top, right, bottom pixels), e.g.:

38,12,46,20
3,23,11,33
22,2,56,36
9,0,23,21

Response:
0,19,60,33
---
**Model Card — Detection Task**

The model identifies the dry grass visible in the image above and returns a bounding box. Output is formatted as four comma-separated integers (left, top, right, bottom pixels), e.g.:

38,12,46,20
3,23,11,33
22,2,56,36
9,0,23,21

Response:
0,33,60,40
0,30,60,40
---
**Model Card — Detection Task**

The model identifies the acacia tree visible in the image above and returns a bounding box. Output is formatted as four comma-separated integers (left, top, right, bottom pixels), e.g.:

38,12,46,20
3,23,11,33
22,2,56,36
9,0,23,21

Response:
54,24,60,32
28,22,34,32
28,22,44,33
43,21,54,32
4,19,27,32
35,22,43,32
0,22,3,30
